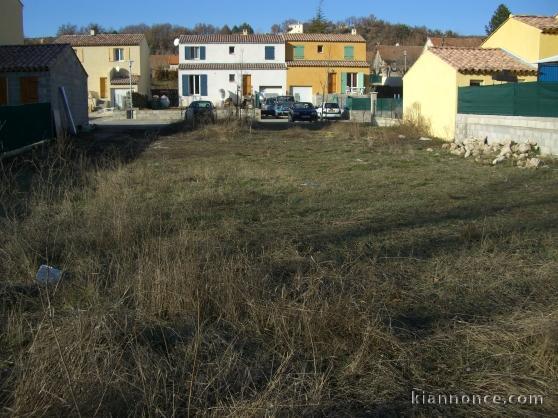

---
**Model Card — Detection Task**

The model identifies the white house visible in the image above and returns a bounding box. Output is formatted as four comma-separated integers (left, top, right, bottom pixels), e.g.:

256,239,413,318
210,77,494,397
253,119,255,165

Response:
178,33,287,106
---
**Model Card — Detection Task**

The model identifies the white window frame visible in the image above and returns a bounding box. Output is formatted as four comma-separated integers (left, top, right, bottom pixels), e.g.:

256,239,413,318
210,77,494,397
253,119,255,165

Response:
347,73,357,88
188,75,201,95
113,48,125,62
187,46,202,60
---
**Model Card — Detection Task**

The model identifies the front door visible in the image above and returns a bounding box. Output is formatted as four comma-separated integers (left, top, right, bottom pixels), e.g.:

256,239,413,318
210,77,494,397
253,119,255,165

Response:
328,72,337,94
242,74,252,96
100,77,107,98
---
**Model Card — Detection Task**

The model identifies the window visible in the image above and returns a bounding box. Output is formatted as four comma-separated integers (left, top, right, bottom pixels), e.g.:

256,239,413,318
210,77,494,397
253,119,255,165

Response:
229,74,235,82
294,45,305,60
189,75,201,95
317,45,324,54
469,80,483,86
20,76,39,104
265,46,275,60
113,48,124,61
344,46,354,60
229,46,235,54
0,77,7,105
185,46,206,60
182,74,208,96
346,73,357,88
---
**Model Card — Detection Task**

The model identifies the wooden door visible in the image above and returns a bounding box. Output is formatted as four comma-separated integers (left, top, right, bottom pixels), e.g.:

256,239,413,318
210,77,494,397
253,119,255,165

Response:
328,72,336,94
242,74,252,96
100,77,107,98
20,77,39,104
0,77,7,105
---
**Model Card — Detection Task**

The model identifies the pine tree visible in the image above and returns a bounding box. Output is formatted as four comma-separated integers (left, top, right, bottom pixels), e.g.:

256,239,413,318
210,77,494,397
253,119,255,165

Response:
307,0,328,33
485,4,511,35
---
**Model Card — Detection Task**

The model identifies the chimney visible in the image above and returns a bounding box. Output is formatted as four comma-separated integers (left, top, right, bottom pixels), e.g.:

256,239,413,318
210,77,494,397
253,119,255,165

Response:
90,29,96,36
351,28,357,35
242,28,248,36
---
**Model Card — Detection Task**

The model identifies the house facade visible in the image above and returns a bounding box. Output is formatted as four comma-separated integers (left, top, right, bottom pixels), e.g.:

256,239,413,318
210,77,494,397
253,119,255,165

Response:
178,34,287,106
55,32,151,109
0,0,24,45
482,14,558,63
403,47,537,140
0,44,89,130
284,33,370,102
369,45,423,91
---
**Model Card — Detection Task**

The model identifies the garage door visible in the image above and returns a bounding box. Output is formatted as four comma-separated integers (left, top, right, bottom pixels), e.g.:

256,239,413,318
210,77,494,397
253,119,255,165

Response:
291,86,313,103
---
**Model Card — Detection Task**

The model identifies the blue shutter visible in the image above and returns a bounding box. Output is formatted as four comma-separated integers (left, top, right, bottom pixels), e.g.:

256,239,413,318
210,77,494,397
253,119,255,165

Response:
265,46,275,60
200,74,208,96
200,46,206,60
182,74,189,96
185,47,192,60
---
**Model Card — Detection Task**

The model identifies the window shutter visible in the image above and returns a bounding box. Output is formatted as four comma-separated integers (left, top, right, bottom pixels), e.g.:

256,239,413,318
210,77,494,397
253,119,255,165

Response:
200,47,206,60
185,47,191,60
0,77,7,105
344,46,354,60
357,73,365,89
200,74,208,96
109,48,112,62
182,74,189,96
294,45,304,60
341,73,348,93
265,46,275,60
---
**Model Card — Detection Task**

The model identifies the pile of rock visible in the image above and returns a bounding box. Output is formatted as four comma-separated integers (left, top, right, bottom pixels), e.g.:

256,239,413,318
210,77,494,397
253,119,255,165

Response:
441,138,544,168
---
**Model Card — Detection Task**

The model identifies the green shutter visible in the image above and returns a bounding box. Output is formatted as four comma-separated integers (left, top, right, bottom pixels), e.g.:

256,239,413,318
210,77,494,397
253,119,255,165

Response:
294,45,304,60
357,73,365,89
341,73,347,94
344,46,354,60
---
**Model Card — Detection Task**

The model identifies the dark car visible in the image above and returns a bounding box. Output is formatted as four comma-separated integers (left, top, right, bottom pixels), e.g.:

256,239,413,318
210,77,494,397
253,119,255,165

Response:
186,100,215,123
261,98,277,118
274,96,295,118
288,102,318,122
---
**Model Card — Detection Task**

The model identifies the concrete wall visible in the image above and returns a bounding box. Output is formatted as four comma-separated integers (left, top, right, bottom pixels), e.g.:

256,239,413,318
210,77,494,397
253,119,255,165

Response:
179,42,285,64
456,113,558,155
0,0,24,45
178,69,287,107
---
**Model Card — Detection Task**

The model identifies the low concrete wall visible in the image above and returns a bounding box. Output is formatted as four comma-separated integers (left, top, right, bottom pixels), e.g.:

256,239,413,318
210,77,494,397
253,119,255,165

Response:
456,114,558,156
373,116,401,127
350,110,372,123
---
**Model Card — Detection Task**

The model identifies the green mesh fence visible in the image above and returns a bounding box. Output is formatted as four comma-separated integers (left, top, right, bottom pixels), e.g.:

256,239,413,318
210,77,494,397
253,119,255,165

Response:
347,97,371,111
458,82,558,117
0,103,54,154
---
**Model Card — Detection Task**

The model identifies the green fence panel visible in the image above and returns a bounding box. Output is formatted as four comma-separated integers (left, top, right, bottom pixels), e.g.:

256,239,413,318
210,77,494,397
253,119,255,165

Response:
0,103,54,154
376,98,403,118
347,97,371,111
458,82,558,117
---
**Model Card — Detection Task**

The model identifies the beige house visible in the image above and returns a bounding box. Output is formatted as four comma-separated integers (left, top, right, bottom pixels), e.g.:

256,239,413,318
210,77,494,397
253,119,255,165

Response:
0,0,24,45
55,32,150,109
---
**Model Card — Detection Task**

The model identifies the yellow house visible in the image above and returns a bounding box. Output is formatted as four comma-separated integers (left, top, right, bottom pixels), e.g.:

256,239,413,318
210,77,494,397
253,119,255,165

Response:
403,47,537,140
55,32,151,109
0,0,24,45
284,33,370,102
482,14,558,62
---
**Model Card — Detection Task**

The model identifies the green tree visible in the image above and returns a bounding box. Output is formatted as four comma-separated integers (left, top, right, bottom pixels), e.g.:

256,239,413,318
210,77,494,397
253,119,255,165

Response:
307,0,328,33
485,4,511,34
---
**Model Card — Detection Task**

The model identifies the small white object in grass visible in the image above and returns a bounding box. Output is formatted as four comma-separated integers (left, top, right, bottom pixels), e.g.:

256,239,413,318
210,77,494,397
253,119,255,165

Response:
36,265,62,285
419,137,432,141
426,148,434,152
398,134,406,139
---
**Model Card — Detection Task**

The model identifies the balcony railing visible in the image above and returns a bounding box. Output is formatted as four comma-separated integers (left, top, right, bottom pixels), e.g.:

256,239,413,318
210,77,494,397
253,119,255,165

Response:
345,87,366,95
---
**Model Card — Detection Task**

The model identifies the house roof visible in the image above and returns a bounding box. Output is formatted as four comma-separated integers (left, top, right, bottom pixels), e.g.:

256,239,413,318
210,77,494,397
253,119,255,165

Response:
537,54,558,64
0,44,73,72
370,45,424,66
286,60,370,67
179,34,284,44
111,74,141,85
429,47,537,75
178,63,287,70
150,55,179,68
55,33,145,47
512,15,558,33
428,37,485,48
283,33,366,43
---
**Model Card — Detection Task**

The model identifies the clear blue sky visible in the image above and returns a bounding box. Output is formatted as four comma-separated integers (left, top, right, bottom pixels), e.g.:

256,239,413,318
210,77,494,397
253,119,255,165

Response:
23,0,557,38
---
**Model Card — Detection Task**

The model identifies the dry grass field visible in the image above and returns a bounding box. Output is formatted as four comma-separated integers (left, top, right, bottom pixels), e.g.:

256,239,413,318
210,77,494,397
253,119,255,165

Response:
1,120,557,417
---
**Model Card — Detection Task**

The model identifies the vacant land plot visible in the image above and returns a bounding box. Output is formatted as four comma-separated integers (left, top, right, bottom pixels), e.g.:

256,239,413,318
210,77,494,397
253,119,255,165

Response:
1,122,557,417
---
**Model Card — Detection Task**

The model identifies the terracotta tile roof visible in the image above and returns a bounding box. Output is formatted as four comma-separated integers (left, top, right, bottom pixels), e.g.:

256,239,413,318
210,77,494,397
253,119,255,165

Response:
150,55,179,68
111,74,141,85
429,37,485,48
429,47,537,74
284,33,366,43
512,15,558,33
55,33,145,47
370,45,424,66
286,60,370,68
0,44,71,72
179,34,284,44
178,63,286,70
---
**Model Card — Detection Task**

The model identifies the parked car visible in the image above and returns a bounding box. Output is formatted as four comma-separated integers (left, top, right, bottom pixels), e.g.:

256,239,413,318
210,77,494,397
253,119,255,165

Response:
261,98,277,118
186,100,216,123
288,102,318,122
316,102,342,120
276,95,295,104
274,101,295,118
